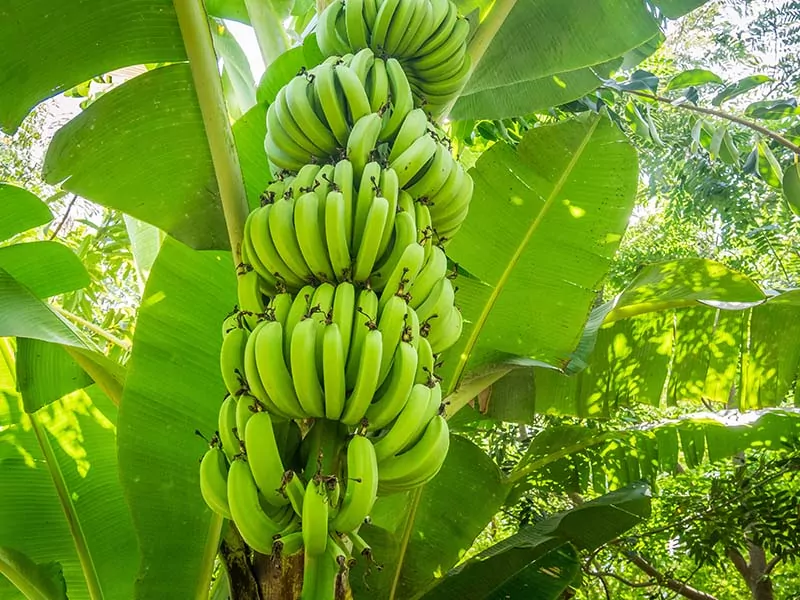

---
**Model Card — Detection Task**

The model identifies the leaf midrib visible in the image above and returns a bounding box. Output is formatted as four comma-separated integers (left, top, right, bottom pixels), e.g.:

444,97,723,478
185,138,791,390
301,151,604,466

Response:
448,117,601,393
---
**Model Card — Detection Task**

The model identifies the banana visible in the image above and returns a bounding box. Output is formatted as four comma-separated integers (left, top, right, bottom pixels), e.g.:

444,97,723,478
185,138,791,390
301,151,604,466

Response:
347,529,373,560
426,159,463,215
363,0,378,30
266,100,314,166
390,133,437,187
310,282,337,370
369,209,417,290
378,167,400,256
406,302,421,349
269,292,294,326
347,113,383,180
414,2,457,57
353,161,382,251
317,0,349,56
378,242,425,307
244,321,289,418
345,288,378,387
366,58,389,113
348,47,375,85
275,86,327,157
313,63,351,147
264,133,306,172
388,108,429,163
414,55,472,104
417,276,455,327
398,0,435,56
283,470,306,517
291,318,326,418
199,446,232,518
408,246,446,307
366,340,417,430
370,0,402,51
413,17,469,71
406,142,452,200
415,336,435,384
372,383,431,461
235,393,257,441
415,200,433,259
219,395,241,460
221,326,248,397
384,0,417,54
303,479,329,556
247,205,306,290
333,159,355,245
273,531,304,558
344,0,368,49
395,0,430,56
428,304,462,352
286,163,321,198
377,415,450,489
228,458,285,554
245,411,291,507
254,321,306,418
314,164,336,204
295,192,336,281
431,168,473,225
269,197,314,281
330,435,378,533
320,323,347,419
376,294,408,385
397,188,417,217
353,195,390,282
324,191,352,281
435,198,471,238
284,285,315,359
341,328,383,425
381,58,414,140
237,264,269,323
243,216,281,291
329,282,355,364
413,45,467,82
335,64,372,122
285,76,339,154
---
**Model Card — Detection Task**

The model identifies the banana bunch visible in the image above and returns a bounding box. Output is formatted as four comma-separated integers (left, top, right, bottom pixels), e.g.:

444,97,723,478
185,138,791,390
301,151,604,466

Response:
316,0,471,114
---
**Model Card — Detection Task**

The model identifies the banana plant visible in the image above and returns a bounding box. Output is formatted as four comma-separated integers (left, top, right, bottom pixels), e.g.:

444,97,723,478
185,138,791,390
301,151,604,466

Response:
2,0,768,599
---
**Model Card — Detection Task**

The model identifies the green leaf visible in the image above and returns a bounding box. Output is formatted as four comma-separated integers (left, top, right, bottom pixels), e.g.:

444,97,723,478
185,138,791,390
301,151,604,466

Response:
651,0,710,18
440,117,637,392
0,0,186,133
0,242,90,299
458,0,660,120
117,238,233,599
15,339,93,413
625,101,652,142
256,46,307,105
0,547,67,600
0,372,138,600
43,64,229,251
784,163,800,216
744,99,800,120
212,20,257,121
421,484,650,599
712,74,772,106
452,59,619,121
755,141,783,188
205,0,249,22
617,69,659,93
351,436,508,600
123,216,164,282
232,104,271,211
665,68,723,91
0,185,53,242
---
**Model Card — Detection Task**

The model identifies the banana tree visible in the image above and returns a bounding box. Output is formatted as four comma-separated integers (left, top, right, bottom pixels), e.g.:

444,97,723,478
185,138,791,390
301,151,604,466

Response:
6,0,783,599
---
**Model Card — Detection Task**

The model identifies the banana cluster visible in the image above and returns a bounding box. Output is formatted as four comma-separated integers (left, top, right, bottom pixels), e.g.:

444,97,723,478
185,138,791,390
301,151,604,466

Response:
316,0,471,114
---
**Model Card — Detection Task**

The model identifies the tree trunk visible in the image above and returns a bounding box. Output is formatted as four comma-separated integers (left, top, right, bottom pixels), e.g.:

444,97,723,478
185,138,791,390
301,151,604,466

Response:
747,544,774,600
252,552,305,600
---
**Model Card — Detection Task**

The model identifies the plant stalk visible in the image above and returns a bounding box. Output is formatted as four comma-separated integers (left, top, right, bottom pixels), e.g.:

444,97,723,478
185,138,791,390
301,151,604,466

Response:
173,0,250,265
244,0,290,68
621,88,800,155
52,306,132,351
441,0,519,120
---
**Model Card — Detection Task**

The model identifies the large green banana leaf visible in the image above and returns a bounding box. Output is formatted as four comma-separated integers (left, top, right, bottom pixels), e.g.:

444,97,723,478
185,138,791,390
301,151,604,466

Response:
0,184,53,242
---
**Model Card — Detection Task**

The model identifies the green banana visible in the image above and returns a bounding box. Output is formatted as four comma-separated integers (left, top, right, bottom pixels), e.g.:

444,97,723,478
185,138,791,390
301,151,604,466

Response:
286,163,321,198
416,273,454,324
284,285,315,359
348,47,375,84
353,195,390,282
219,395,241,460
244,322,289,419
413,17,469,71
275,85,327,157
332,281,356,365
395,0,430,56
220,326,248,397
382,58,414,140
247,205,306,290
344,0,368,49
335,64,372,122
347,113,382,180
415,336,435,384
310,282,337,372
376,294,408,385
372,383,431,461
388,108,429,163
284,76,339,154
366,57,389,113
415,199,433,259
378,242,425,306
384,0,417,54
333,159,355,245
330,434,378,533
290,317,326,418
317,0,349,57
345,288,378,388
365,340,417,430
245,411,291,507
314,163,336,204
346,529,373,560
377,415,450,489
406,302,421,349
273,530,305,558
363,0,378,30
390,133,437,187
406,143,452,202
408,244,447,308
302,479,329,556
369,209,417,290
341,328,383,425
413,2,457,57
269,197,314,281
322,323,347,420
378,167,400,256
266,100,314,166
199,446,232,519
269,292,294,326
398,0,436,56
242,215,281,290
228,458,285,554
254,320,306,418
324,190,352,281
427,304,462,352
353,161,382,251
235,393,257,441
370,0,401,50
313,63,351,147
265,132,306,172
283,470,307,517
295,192,336,281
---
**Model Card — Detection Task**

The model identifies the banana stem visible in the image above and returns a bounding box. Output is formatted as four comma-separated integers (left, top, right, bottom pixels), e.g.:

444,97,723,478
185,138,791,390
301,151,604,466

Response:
173,0,250,265
52,305,132,352
440,0,519,121
244,0,291,68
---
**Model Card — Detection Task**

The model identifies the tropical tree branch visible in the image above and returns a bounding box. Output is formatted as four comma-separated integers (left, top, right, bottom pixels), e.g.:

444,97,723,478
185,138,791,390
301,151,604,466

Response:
619,88,800,155
172,0,250,266
624,552,718,600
